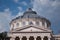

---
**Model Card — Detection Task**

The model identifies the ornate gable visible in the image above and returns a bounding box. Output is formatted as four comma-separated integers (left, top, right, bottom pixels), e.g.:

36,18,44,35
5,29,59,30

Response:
13,26,51,32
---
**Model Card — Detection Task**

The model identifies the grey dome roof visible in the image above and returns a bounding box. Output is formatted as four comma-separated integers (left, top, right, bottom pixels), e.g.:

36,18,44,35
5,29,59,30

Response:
11,8,51,26
14,8,42,19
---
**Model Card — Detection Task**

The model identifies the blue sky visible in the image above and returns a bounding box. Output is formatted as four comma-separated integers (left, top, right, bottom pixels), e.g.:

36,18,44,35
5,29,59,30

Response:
0,0,60,34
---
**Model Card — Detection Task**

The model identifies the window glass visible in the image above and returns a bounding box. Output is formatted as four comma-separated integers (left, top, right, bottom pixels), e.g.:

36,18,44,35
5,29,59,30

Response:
29,21,33,25
12,24,14,27
16,23,19,26
22,22,25,25
42,22,45,26
36,21,39,25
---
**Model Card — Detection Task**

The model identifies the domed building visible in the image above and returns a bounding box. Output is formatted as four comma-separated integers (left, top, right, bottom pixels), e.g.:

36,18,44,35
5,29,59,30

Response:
8,8,60,40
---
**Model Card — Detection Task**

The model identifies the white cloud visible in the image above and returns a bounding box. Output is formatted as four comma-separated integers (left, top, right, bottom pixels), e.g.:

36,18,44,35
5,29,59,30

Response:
0,8,24,32
33,0,60,34
15,12,23,17
17,7,23,12
33,0,60,18
16,6,24,17
0,8,14,32
4,8,10,12
22,1,27,6
14,0,28,6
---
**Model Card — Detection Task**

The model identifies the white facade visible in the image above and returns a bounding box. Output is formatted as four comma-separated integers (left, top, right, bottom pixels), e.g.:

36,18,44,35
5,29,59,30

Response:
8,8,60,40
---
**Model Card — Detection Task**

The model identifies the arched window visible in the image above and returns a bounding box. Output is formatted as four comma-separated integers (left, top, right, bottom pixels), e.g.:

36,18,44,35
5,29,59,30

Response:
15,36,20,40
22,22,25,25
12,24,14,27
16,23,19,27
11,24,14,30
36,36,41,40
29,21,33,25
36,21,39,25
22,36,27,40
43,36,48,40
42,22,45,26
29,36,34,40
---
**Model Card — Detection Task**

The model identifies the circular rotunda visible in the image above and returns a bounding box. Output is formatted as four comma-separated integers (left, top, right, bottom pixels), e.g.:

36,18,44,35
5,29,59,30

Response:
10,8,51,31
9,8,52,40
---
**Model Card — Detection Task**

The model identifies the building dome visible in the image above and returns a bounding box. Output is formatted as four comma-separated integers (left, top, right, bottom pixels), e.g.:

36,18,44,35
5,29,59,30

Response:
12,8,41,19
10,8,51,31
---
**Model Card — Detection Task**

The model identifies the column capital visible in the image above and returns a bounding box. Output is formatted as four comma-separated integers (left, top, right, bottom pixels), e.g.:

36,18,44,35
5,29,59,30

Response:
12,36,16,38
27,36,30,40
34,36,37,38
41,36,44,38
19,36,22,40
27,36,30,38
19,36,22,38
48,36,51,38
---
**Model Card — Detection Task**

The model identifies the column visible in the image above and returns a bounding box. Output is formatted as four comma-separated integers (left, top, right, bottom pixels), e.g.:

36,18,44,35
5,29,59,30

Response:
19,36,22,40
10,37,14,40
41,37,43,40
27,38,29,40
27,36,29,40
34,36,37,40
41,36,44,40
48,37,50,40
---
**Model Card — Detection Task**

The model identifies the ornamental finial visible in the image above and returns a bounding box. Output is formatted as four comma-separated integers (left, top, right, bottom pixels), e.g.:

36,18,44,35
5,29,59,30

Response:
27,8,32,11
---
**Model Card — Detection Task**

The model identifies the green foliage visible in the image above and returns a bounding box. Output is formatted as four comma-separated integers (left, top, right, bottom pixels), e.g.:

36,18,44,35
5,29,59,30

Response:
0,32,7,40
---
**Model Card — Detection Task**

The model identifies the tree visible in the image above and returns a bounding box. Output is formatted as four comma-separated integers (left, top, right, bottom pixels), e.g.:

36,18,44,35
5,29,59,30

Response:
0,32,7,40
